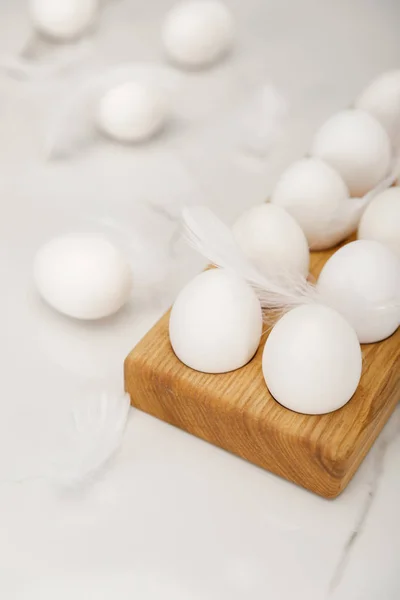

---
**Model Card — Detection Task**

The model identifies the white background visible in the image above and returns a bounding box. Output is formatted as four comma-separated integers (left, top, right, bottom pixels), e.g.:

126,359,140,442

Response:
0,0,399,598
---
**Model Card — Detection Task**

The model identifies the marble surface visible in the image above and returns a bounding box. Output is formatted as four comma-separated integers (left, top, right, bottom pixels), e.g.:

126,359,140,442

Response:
1,1,399,598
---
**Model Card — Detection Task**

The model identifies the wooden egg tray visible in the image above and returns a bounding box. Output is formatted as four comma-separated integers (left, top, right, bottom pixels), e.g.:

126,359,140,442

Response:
124,241,400,498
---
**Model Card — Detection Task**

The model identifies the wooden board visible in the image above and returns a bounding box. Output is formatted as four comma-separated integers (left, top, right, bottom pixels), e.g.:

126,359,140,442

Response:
124,242,400,498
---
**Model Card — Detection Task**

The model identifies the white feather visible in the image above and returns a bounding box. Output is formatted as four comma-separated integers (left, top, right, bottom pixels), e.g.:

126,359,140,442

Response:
182,205,320,322
239,83,288,157
0,40,92,81
49,390,130,486
309,153,400,250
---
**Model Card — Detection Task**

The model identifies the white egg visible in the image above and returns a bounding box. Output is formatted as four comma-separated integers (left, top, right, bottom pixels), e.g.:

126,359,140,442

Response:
311,109,392,197
262,304,362,415
317,240,400,343
30,0,98,41
34,234,132,320
169,269,262,373
232,203,310,277
355,70,400,144
96,81,168,144
162,0,234,69
358,187,400,258
271,157,351,249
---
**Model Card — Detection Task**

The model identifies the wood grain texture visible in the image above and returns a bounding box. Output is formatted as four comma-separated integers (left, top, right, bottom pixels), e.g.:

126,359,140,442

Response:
124,240,400,498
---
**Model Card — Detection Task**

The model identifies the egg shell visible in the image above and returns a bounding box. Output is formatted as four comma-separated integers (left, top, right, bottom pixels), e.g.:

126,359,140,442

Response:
96,81,168,144
169,269,262,373
232,203,310,277
358,187,400,258
355,70,400,143
162,0,234,68
34,234,132,320
30,0,98,41
311,109,392,197
262,304,362,415
271,157,351,249
317,240,400,343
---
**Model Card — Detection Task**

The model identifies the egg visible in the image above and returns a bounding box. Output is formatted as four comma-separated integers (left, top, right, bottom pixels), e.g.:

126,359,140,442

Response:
262,304,362,415
96,81,168,144
169,269,262,373
317,240,400,343
34,234,132,320
358,187,400,258
30,0,98,41
162,0,234,69
232,203,310,277
311,109,392,197
271,157,351,249
355,70,400,144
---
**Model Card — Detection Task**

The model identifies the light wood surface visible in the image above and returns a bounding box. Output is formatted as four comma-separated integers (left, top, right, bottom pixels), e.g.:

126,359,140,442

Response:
124,241,400,498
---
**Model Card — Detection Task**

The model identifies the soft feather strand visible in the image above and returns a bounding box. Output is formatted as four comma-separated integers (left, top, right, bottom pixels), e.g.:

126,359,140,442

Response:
49,390,131,486
182,205,320,323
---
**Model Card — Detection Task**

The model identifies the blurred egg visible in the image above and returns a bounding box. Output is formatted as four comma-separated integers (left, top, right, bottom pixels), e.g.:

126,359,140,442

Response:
96,81,168,143
34,233,132,320
358,187,400,258
355,70,400,144
232,203,310,277
162,0,234,68
317,240,400,343
30,0,98,41
271,157,351,249
169,269,262,373
262,304,362,415
311,109,391,197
